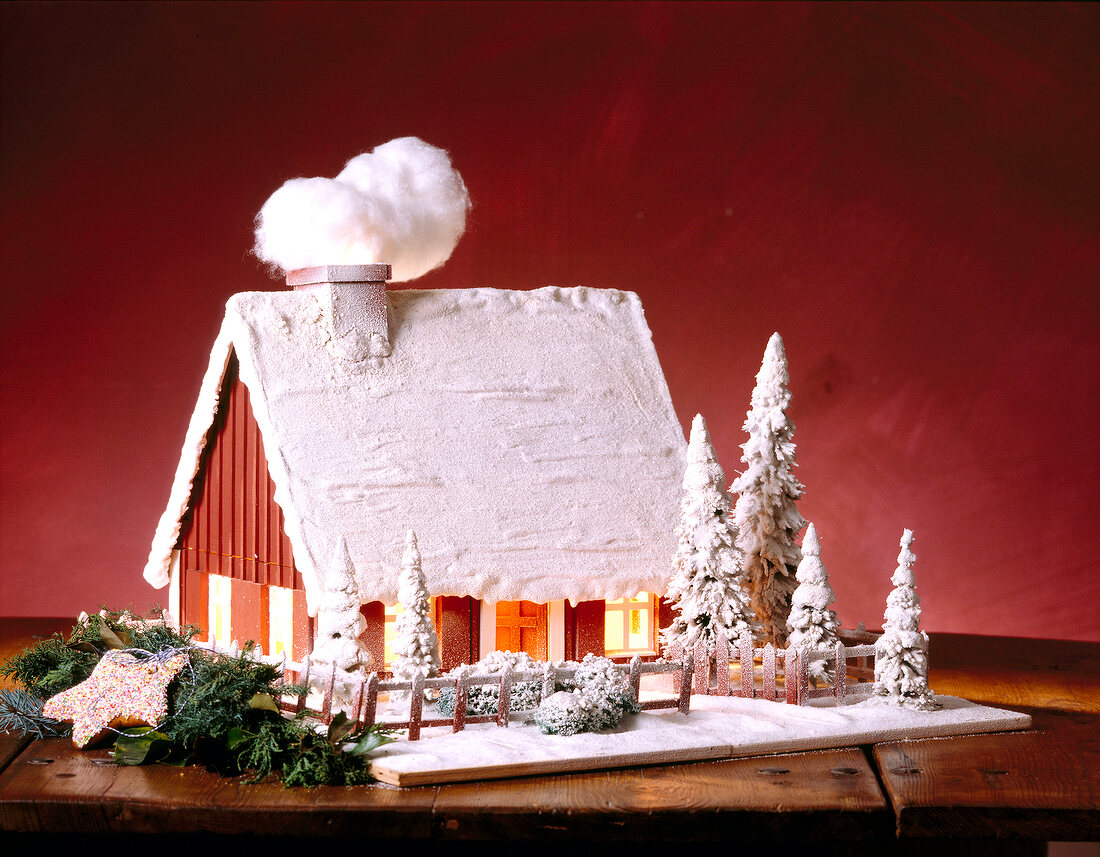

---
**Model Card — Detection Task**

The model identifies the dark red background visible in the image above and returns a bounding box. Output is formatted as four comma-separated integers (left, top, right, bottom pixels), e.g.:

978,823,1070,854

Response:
2,3,1097,640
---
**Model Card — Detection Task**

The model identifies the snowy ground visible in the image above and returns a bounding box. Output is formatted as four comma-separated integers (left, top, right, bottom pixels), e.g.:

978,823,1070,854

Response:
367,691,1032,787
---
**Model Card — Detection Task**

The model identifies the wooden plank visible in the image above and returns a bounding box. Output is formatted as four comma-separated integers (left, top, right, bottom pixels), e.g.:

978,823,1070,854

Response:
0,622,1091,843
740,634,754,698
835,642,847,703
573,599,604,659
875,727,1100,840
762,643,776,700
0,731,31,772
360,600,385,671
928,632,1100,715
430,748,890,840
438,596,474,672
368,694,1030,788
182,568,209,640
229,577,263,648
0,737,435,837
874,632,1100,841
714,635,730,695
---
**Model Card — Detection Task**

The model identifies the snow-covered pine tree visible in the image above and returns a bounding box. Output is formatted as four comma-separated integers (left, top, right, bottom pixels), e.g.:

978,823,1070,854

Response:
390,529,441,685
732,332,807,647
786,522,840,681
873,529,937,710
660,414,755,658
310,538,371,712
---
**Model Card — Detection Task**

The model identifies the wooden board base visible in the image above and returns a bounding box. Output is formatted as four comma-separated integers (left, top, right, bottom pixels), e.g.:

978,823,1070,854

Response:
369,694,1031,787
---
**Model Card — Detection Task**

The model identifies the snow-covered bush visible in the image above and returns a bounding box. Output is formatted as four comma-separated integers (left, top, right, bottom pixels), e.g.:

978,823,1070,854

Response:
535,654,639,735
436,650,545,717
435,651,639,735
534,691,588,736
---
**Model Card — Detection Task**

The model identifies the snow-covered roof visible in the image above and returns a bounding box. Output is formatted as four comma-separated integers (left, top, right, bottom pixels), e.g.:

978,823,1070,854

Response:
144,286,686,615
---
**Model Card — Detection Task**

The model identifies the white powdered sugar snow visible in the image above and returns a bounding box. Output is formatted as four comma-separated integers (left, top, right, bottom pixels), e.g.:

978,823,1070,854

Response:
366,689,1031,787
143,286,686,613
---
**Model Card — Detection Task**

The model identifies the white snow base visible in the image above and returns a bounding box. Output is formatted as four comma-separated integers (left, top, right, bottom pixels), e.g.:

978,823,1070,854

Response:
367,694,1031,787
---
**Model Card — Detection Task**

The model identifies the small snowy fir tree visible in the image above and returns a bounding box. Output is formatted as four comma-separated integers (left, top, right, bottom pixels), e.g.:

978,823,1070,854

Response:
390,530,441,686
786,523,840,681
732,333,807,647
310,538,371,712
873,529,937,710
661,414,755,658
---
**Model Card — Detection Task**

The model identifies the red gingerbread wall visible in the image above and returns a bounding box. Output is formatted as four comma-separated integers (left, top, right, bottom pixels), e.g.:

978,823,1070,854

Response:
1,4,1097,642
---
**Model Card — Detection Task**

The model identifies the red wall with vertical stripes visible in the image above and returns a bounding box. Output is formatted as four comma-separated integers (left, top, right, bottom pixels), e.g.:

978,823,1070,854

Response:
178,353,300,591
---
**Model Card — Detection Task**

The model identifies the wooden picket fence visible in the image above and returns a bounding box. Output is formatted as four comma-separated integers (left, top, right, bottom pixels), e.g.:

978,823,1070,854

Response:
300,655,693,741
668,632,879,706
198,630,880,742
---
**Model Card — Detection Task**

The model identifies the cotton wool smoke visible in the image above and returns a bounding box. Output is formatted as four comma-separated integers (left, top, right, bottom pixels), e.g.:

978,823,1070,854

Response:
254,137,470,282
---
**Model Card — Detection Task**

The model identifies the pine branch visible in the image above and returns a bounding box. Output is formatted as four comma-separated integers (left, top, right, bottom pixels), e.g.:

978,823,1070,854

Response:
0,688,71,739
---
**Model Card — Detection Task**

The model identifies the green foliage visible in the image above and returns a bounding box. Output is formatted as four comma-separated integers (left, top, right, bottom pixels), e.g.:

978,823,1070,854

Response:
161,641,285,756
0,688,71,738
223,711,394,787
0,637,99,700
0,607,196,700
4,608,394,787
113,728,174,765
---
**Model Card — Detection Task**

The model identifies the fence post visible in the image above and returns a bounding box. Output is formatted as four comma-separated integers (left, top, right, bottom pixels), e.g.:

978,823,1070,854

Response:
678,650,693,714
739,633,755,699
763,644,776,701
834,642,847,705
785,648,799,705
670,642,683,695
796,648,809,705
629,655,642,704
322,665,337,721
542,662,556,702
497,665,513,728
453,673,468,733
361,672,378,730
715,635,730,696
351,677,365,729
408,673,424,741
693,641,709,695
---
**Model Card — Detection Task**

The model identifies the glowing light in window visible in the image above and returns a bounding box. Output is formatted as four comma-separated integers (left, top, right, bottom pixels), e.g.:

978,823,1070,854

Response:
605,592,655,655
209,574,233,645
269,585,294,657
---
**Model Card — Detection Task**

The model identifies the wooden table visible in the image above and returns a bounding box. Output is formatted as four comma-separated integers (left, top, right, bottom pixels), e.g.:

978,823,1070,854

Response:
1,618,1096,850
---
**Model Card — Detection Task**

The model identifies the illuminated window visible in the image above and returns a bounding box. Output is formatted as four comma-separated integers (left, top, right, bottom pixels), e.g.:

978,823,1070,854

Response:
383,602,404,667
382,599,438,668
268,585,295,658
495,600,548,659
604,592,656,656
208,574,233,646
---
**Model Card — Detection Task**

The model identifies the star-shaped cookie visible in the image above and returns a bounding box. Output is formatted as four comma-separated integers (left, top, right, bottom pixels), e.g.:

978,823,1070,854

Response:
43,650,190,747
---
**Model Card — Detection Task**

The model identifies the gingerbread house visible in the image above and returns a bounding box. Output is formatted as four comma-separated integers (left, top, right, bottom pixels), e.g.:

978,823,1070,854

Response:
144,265,686,671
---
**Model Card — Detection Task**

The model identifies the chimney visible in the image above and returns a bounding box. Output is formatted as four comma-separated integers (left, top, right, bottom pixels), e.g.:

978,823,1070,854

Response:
286,264,392,364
